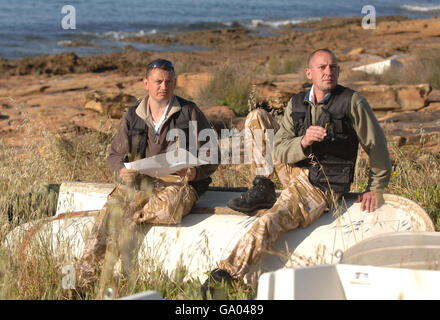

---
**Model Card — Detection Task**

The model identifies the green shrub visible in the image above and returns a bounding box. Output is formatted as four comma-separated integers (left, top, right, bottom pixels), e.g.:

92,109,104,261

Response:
198,63,251,116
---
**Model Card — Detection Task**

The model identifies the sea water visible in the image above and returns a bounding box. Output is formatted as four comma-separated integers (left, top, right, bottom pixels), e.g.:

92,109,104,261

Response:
0,0,439,59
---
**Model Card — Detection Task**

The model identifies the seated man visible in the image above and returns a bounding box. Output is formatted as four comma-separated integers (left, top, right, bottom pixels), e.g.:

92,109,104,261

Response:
202,48,392,296
77,59,218,287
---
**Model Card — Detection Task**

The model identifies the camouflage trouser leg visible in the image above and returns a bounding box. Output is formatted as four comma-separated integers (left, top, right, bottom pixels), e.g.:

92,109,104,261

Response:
77,184,149,282
77,180,198,282
243,108,304,187
218,109,334,279
132,179,198,225
219,167,333,279
244,108,280,179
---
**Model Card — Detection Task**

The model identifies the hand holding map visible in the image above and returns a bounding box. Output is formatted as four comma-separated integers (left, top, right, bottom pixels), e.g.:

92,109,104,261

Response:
124,148,208,178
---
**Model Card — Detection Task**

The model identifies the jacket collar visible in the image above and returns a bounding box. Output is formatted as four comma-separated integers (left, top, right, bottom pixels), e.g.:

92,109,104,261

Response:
136,95,182,127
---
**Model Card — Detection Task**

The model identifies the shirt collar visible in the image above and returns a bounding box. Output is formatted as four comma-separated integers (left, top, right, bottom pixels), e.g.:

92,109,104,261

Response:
152,99,172,131
304,85,332,105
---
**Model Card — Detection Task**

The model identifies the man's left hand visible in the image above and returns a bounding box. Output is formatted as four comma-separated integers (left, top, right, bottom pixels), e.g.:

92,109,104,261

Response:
357,191,383,212
176,167,197,181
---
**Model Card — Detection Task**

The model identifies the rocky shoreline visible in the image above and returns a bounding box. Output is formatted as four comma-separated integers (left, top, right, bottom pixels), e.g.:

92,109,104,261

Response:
1,15,439,153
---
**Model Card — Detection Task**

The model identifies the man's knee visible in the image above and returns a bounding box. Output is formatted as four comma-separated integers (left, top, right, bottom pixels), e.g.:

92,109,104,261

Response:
133,184,197,225
245,108,280,136
247,108,270,119
245,109,270,128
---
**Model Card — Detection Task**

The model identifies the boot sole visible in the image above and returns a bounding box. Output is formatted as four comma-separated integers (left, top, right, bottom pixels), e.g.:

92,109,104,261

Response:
226,201,274,214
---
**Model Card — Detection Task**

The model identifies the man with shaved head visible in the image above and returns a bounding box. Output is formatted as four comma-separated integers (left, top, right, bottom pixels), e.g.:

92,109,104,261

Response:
202,49,391,297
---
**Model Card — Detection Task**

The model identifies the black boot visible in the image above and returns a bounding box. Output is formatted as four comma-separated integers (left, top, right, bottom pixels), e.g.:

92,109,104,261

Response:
201,268,234,300
227,176,276,214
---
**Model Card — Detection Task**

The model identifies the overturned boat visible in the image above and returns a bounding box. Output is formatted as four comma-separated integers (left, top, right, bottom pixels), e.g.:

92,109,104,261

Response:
6,181,435,283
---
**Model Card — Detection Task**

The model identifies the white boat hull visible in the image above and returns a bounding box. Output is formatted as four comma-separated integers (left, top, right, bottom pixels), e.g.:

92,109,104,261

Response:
6,183,435,283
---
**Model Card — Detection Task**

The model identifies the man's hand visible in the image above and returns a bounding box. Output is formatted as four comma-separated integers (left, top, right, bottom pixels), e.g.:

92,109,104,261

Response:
301,125,327,149
356,191,383,212
176,167,197,181
119,167,138,185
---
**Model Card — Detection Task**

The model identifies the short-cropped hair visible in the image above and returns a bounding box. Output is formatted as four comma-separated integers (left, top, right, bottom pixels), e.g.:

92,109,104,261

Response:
307,49,338,68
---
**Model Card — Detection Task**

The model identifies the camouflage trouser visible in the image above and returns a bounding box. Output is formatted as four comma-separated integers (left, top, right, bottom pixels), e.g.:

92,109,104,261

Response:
77,179,198,281
218,108,335,279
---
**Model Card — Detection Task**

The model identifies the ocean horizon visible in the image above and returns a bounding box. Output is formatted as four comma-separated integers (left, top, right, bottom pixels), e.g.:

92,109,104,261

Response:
0,0,439,60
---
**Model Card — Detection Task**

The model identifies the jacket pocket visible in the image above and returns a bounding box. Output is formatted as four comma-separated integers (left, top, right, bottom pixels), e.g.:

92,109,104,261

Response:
330,112,345,134
292,112,306,135
309,161,352,193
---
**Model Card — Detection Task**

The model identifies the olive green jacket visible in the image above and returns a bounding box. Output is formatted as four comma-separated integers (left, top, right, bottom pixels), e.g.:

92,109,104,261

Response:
274,89,392,193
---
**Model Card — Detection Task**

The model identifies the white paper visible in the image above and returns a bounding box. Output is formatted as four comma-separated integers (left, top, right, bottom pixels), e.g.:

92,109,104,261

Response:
124,148,208,177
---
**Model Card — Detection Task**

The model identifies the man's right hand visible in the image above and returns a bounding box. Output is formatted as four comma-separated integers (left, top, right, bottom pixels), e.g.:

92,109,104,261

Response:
119,167,138,185
300,125,327,149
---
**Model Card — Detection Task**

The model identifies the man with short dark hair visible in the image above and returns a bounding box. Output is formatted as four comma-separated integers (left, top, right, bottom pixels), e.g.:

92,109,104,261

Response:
202,49,391,296
77,59,218,287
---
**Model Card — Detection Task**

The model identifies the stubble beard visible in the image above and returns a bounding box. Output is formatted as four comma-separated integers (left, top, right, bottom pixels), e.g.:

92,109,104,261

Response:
317,79,337,94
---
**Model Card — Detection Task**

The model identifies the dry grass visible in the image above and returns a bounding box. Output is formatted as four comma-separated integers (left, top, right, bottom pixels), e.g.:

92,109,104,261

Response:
352,143,440,229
